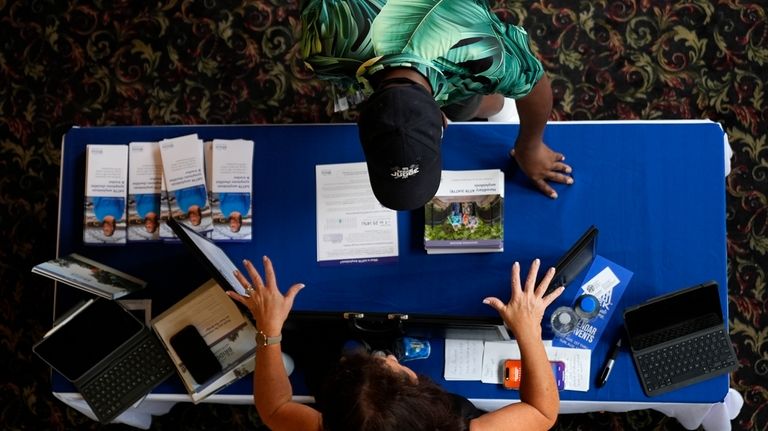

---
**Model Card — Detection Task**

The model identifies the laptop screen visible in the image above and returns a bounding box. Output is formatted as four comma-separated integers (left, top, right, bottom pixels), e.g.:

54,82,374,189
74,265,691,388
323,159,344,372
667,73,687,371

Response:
624,281,723,348
34,299,144,381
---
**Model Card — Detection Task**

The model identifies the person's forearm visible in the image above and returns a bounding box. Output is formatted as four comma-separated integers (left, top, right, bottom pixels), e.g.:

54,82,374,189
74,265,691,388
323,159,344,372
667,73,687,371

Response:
514,74,553,148
253,344,293,423
470,332,560,431
517,332,559,425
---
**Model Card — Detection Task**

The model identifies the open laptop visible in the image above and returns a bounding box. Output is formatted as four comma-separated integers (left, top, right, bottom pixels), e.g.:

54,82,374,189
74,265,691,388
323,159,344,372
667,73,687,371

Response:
623,281,738,396
34,298,174,423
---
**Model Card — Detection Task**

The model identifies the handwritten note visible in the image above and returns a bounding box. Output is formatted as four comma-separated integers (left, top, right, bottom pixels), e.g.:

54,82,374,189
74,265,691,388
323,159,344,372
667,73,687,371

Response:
444,339,484,381
480,341,591,392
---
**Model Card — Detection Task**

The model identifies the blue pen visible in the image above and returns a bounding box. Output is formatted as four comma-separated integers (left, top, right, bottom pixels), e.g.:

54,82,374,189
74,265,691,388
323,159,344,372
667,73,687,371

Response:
597,337,622,387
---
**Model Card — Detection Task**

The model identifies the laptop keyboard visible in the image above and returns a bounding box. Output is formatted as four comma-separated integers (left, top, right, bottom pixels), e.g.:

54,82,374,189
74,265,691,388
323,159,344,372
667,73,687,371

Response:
636,328,737,393
80,335,174,421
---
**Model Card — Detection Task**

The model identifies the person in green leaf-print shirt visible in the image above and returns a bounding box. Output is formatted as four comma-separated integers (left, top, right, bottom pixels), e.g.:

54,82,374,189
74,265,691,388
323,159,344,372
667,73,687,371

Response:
301,0,573,209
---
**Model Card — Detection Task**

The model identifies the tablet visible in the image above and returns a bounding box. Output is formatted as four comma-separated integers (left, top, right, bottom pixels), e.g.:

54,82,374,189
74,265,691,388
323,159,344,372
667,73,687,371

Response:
33,299,144,381
545,225,598,295
168,218,248,295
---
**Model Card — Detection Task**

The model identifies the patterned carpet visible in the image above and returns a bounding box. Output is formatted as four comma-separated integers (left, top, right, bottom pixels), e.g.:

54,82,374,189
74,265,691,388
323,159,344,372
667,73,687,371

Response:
1,0,765,430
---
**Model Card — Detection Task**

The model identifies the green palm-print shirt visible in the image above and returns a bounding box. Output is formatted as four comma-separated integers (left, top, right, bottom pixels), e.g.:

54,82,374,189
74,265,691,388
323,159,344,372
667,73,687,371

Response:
300,0,544,106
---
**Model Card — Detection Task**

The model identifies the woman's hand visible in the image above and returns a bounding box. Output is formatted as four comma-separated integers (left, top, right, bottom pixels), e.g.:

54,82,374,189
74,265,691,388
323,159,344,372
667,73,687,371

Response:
227,255,304,336
482,259,564,340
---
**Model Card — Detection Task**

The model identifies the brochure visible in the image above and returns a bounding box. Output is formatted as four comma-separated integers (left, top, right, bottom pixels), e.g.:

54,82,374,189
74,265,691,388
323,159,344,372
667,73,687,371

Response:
210,139,253,241
315,162,398,265
552,255,633,350
159,134,212,234
127,142,162,242
424,169,504,254
151,279,257,403
158,170,177,241
32,253,146,299
204,140,213,239
83,145,128,245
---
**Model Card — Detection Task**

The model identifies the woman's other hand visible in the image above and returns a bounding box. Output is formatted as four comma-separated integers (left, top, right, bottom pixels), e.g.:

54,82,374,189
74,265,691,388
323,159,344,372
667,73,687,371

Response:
482,259,564,340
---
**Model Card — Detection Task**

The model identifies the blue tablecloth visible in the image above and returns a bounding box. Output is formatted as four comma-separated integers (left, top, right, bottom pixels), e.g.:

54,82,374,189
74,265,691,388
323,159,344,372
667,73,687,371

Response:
54,121,729,407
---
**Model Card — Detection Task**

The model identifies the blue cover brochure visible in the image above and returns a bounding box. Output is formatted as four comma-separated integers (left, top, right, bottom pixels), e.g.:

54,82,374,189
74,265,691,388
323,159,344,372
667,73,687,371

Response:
552,255,633,350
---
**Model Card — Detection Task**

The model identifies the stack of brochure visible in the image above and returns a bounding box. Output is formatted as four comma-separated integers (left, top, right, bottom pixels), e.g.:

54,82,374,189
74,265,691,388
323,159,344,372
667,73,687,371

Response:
85,135,254,245
424,169,504,254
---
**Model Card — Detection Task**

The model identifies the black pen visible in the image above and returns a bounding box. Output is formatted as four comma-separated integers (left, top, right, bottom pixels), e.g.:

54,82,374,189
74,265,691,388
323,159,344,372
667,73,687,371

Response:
597,337,622,387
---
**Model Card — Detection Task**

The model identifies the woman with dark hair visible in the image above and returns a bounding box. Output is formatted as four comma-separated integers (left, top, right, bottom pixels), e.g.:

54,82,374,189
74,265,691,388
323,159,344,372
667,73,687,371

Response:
317,353,473,431
227,256,564,431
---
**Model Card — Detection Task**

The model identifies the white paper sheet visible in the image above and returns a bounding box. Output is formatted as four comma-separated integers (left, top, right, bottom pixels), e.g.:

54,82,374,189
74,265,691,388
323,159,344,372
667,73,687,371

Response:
444,339,484,380
481,341,592,392
315,163,398,264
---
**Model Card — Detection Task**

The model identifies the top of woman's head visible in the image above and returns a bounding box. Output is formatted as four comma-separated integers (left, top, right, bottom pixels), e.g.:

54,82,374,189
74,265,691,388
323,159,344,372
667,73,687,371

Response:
316,353,465,431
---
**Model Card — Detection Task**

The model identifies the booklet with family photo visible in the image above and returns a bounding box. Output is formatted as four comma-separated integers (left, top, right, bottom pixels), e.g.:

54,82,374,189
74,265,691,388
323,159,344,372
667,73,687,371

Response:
159,134,212,234
151,279,257,403
83,145,128,245
424,169,504,254
210,139,253,241
127,142,163,242
31,253,146,299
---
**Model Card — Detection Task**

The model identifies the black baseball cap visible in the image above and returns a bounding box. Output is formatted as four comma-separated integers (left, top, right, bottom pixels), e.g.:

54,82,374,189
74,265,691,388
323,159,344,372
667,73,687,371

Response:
358,81,444,211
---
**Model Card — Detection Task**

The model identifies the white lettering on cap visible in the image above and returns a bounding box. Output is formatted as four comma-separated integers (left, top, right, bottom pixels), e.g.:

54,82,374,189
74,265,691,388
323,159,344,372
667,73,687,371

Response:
390,164,420,179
